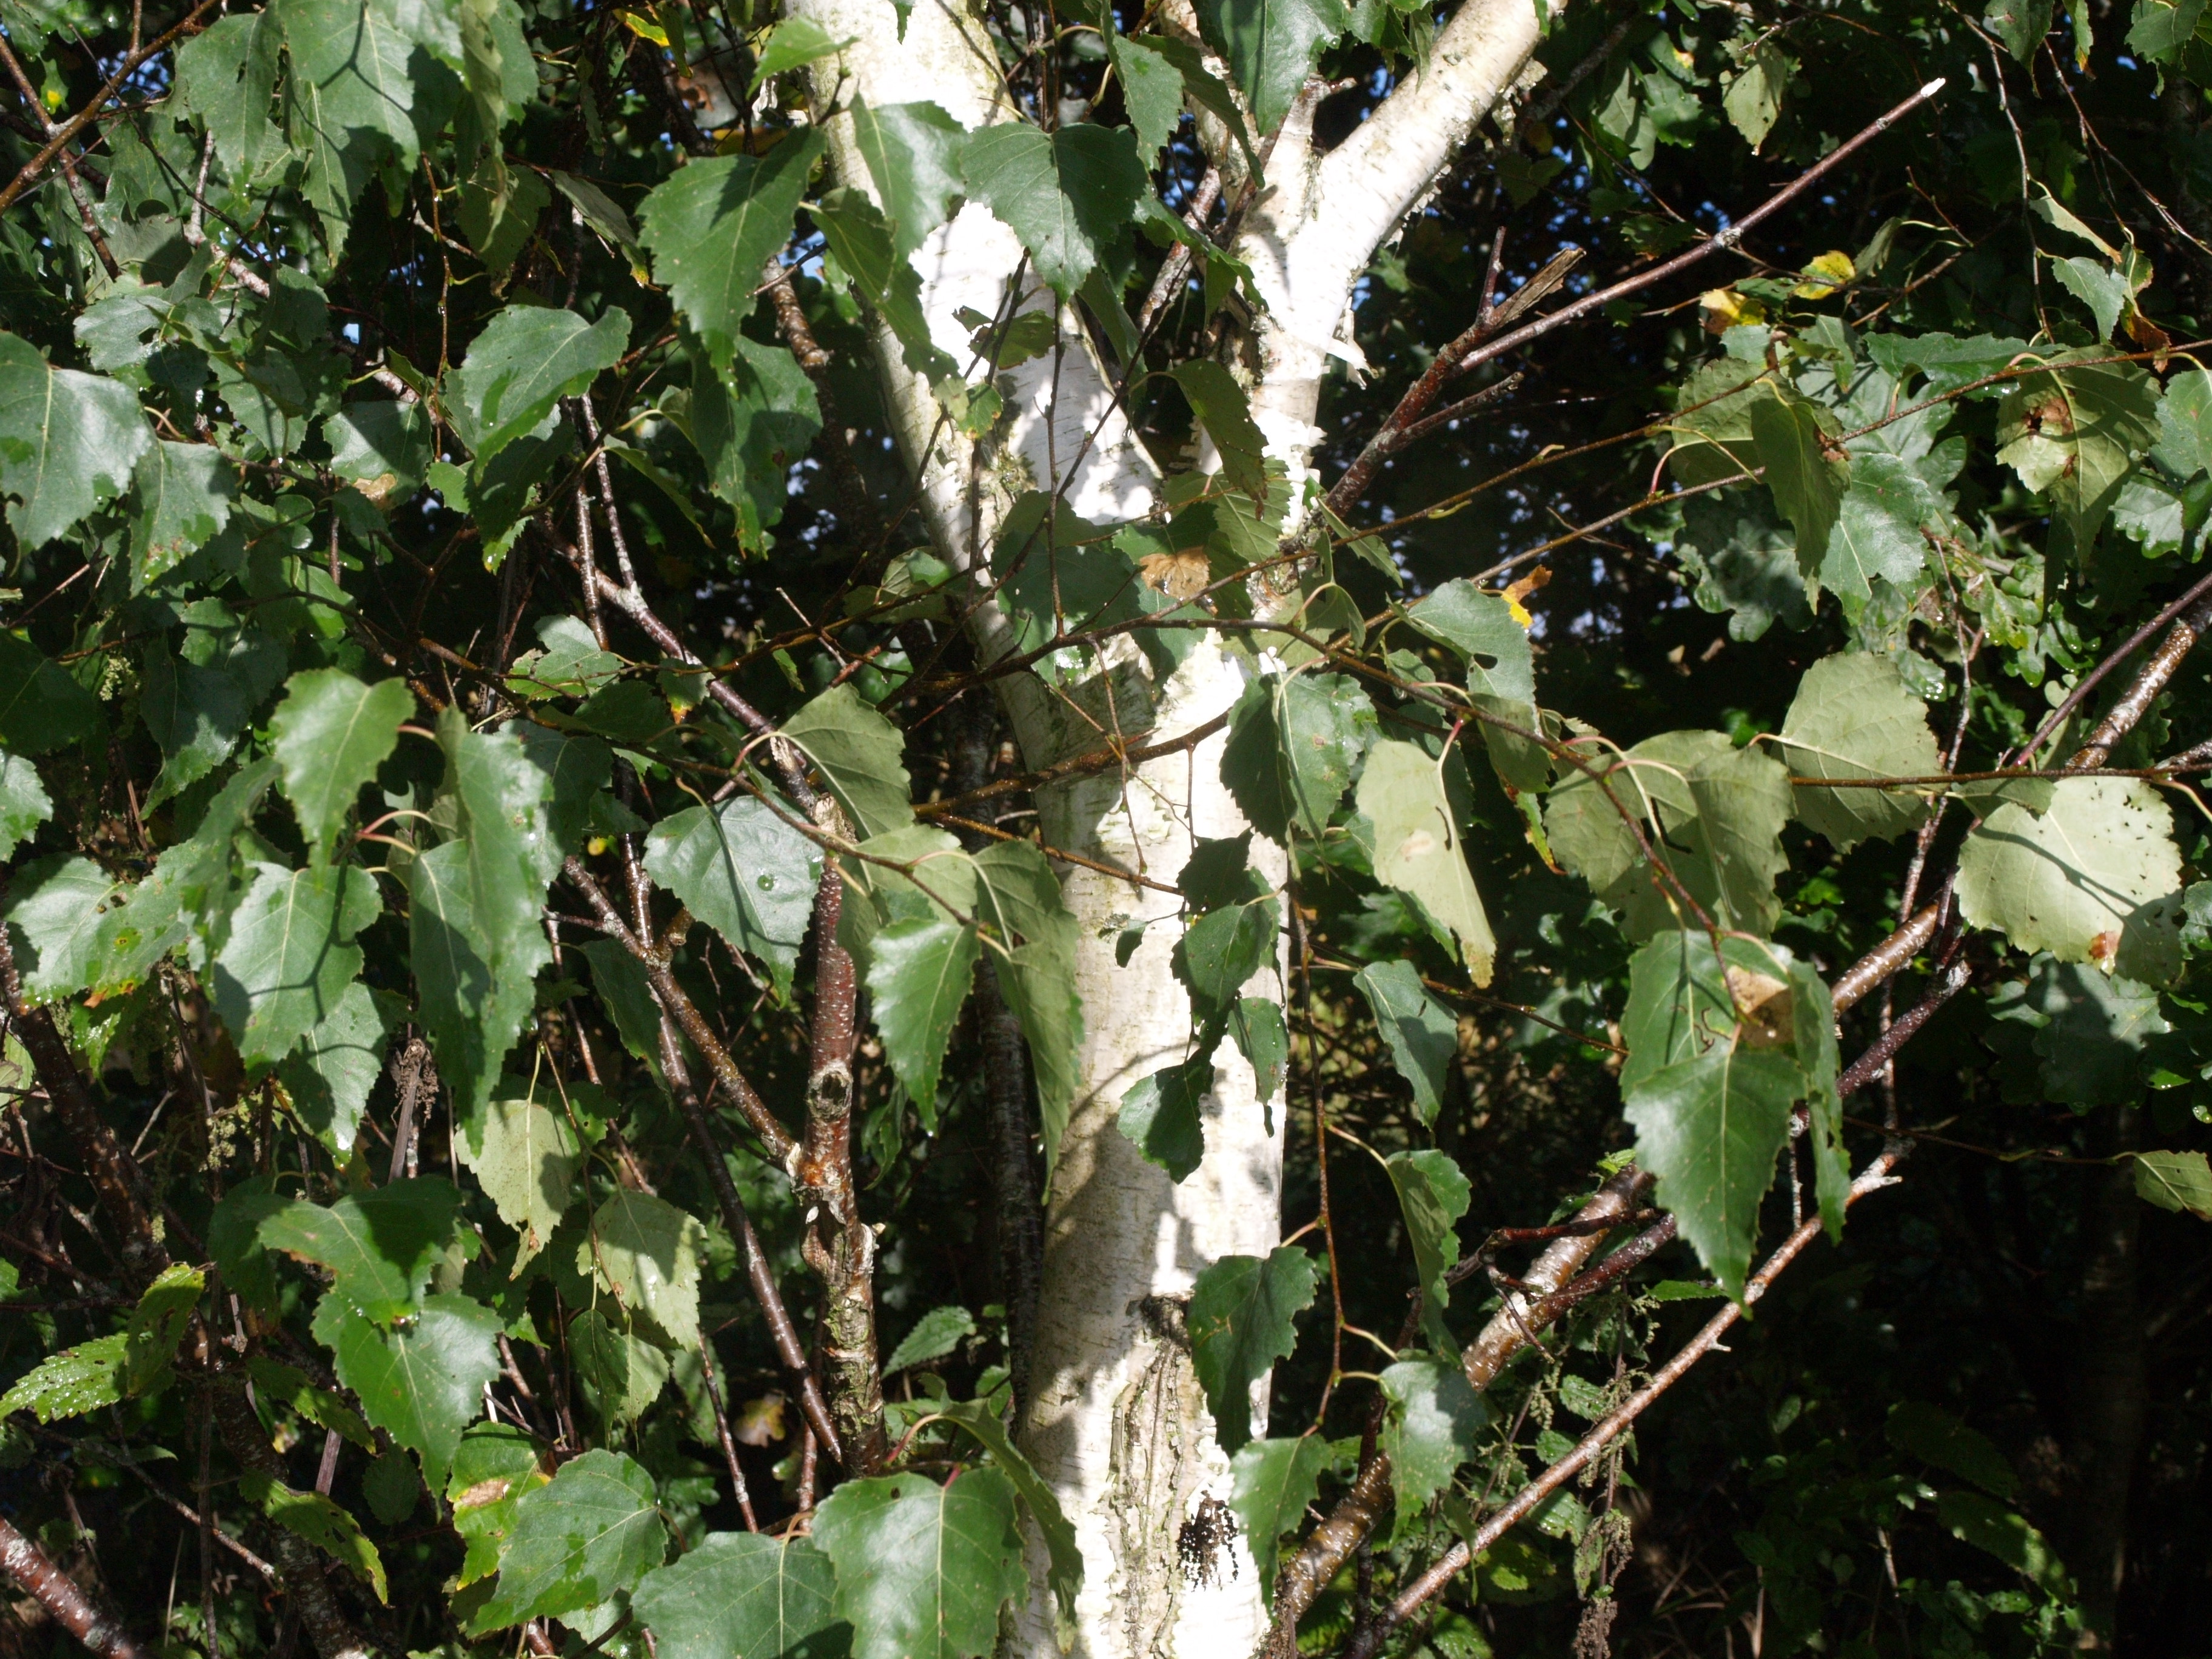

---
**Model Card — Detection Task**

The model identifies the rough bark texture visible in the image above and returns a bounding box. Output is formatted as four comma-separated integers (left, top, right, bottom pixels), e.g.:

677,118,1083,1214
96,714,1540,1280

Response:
798,859,889,1473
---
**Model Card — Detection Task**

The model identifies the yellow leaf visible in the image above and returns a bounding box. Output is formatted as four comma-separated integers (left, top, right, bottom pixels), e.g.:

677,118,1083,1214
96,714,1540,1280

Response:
616,7,668,44
1792,250,1856,299
1699,289,1767,333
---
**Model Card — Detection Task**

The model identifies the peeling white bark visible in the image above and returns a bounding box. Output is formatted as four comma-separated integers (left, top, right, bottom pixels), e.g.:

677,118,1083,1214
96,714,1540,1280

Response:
787,1,1543,1651
1234,0,1555,494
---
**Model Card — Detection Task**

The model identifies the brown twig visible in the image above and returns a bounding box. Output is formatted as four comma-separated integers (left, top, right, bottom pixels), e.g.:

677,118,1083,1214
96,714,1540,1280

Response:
0,1515,152,1659
0,0,226,216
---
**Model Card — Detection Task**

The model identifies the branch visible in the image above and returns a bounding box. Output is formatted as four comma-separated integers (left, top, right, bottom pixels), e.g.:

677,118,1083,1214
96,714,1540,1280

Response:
654,1012,846,1467
0,1516,152,1659
1264,1168,1646,1651
1339,1151,1905,1659
560,857,800,1168
0,0,225,216
795,852,890,1473
1444,79,1948,386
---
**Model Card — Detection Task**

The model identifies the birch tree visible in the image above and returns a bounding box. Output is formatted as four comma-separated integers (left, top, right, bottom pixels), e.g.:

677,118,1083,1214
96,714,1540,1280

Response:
0,0,2210,1655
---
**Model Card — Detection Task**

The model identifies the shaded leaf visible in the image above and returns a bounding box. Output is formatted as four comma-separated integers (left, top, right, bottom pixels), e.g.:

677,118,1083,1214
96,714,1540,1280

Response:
1355,960,1456,1125
640,132,827,366
1189,1245,1318,1452
632,1533,849,1659
811,1470,1028,1659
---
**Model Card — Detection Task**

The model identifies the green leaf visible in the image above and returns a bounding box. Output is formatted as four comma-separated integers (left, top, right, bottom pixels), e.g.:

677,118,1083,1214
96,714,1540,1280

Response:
1380,1358,1486,1524
211,862,381,1066
2128,0,2204,61
1620,931,1811,1298
581,1190,706,1350
448,306,631,468
850,98,968,258
971,841,1084,1173
2051,256,2130,342
645,793,820,992
259,1178,462,1322
1232,996,1289,1105
411,839,543,1133
124,1263,206,1393
1382,1149,1470,1351
959,122,1148,301
140,643,250,809
0,749,45,868
0,635,99,758
1223,672,1375,843
1229,1435,1332,1600
1957,779,2183,983
691,335,823,555
780,682,914,837
1823,452,1936,611
633,1533,850,1659
2154,364,2212,479
1189,1245,1318,1452
811,1469,1028,1659
883,1305,975,1373
1117,1053,1212,1182
0,333,152,548
442,712,561,993
239,1470,388,1602
1355,740,1496,980
568,1307,670,1429
323,1294,503,1492
753,15,853,81
1175,894,1279,1021
245,1355,375,1452
640,131,826,366
449,1423,552,1587
0,1335,126,1422
324,399,434,507
1546,729,1792,940
935,1398,1083,1646
1195,0,1348,135
280,979,394,1158
1885,1402,2019,1499
269,670,414,856
462,1095,583,1268
867,917,979,1124
1355,960,1457,1125
1988,0,2057,57
276,0,452,170
173,10,283,178
1937,1491,2070,1596
1996,353,2160,551
811,188,957,382
132,441,234,583
2133,1149,2212,1219
1111,33,1187,158
1750,394,1847,568
1170,361,1269,504
3,856,119,1002
1404,581,1535,702
1721,41,1790,149
478,1449,669,1627
1777,652,1941,849
506,616,622,700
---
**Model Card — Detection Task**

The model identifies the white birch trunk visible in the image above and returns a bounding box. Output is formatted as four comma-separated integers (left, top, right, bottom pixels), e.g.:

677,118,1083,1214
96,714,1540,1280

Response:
789,0,1547,1650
